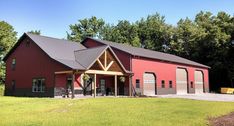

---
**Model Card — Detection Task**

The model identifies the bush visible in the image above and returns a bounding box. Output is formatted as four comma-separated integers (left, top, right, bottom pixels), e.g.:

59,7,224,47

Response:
0,84,4,96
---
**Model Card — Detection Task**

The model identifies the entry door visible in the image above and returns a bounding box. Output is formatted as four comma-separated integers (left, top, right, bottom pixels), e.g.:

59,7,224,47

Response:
143,73,156,96
66,78,72,89
195,71,204,93
176,68,188,94
118,81,125,95
100,79,106,95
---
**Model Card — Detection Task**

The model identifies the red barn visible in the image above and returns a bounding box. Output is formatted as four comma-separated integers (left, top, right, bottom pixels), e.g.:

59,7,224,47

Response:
3,33,210,97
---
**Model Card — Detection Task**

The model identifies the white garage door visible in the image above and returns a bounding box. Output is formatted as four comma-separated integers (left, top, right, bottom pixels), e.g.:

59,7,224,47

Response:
176,68,188,94
195,71,204,94
143,73,156,96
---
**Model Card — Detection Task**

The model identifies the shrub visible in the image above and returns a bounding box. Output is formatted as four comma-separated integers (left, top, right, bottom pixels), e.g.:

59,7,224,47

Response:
0,84,4,96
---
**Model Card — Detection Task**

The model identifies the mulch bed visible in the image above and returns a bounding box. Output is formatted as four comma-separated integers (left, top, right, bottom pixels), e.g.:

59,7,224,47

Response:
209,112,234,126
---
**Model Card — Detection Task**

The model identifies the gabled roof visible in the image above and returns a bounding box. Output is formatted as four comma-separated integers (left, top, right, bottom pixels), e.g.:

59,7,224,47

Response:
27,33,86,61
3,33,86,69
74,45,129,73
3,33,129,72
74,45,108,69
83,37,210,68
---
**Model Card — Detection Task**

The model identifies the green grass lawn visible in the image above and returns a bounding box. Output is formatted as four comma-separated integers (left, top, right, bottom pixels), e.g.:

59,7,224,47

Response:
0,97,234,126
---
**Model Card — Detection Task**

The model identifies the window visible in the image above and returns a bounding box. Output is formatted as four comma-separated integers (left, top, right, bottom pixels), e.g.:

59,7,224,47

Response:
161,80,165,88
169,81,173,88
32,78,45,92
190,81,193,88
11,58,16,70
136,79,140,88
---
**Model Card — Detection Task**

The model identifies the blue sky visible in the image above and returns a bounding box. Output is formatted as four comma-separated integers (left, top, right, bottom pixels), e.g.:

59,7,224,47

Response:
0,0,234,39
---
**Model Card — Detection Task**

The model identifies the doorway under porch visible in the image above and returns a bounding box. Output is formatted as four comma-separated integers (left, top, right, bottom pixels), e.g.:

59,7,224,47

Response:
54,71,131,97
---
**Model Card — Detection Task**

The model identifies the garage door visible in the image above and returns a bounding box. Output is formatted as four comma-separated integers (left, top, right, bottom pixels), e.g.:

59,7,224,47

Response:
176,68,188,94
143,73,156,96
195,71,204,93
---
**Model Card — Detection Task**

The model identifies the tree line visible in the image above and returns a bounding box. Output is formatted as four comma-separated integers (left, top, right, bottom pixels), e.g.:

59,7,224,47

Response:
1,11,234,91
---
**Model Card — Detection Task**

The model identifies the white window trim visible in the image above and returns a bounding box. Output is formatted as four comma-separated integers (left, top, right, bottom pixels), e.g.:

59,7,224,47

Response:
32,78,45,93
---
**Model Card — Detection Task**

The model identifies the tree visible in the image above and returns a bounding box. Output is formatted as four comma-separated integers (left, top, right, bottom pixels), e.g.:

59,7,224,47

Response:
137,13,174,52
173,11,234,90
0,21,17,83
170,18,206,60
101,20,140,47
67,16,105,42
27,30,41,35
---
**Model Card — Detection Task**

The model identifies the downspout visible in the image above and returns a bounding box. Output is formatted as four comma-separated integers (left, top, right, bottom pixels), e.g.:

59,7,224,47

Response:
129,55,135,96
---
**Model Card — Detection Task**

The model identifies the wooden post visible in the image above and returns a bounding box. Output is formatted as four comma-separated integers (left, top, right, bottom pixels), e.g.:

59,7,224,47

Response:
115,75,117,97
71,72,75,99
129,75,132,96
104,51,107,68
94,74,96,98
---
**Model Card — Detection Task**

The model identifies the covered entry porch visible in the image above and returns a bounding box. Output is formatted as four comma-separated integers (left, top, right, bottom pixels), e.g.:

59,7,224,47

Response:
79,70,130,97
54,46,132,98
54,70,131,97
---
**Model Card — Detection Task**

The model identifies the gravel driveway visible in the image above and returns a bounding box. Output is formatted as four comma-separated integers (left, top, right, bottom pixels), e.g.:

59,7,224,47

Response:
159,93,234,102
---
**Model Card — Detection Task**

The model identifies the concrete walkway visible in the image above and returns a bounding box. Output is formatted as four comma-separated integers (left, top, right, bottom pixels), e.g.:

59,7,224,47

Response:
158,93,234,102
55,93,234,102
54,95,128,99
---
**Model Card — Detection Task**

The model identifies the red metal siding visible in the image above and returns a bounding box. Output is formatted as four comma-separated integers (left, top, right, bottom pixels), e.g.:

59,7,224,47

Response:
83,39,105,48
74,74,82,88
5,36,70,96
111,48,131,71
55,73,83,88
83,39,210,94
131,57,209,94
55,74,67,88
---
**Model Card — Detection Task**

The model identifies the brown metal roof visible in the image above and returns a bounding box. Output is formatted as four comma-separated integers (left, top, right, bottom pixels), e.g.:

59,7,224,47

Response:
3,33,87,69
3,33,130,72
27,33,87,69
83,37,210,68
74,45,108,69
4,33,209,71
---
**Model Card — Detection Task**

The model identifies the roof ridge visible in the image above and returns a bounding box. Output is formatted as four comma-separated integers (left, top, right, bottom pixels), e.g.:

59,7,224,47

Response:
26,32,81,44
86,37,209,68
74,45,108,53
88,37,171,55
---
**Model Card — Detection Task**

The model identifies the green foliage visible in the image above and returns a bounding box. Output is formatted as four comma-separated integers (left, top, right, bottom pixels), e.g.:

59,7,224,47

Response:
0,21,17,56
0,84,4,96
82,73,90,81
0,97,234,126
119,76,126,83
27,30,41,35
137,13,174,52
67,16,105,42
160,11,234,90
193,11,234,89
0,21,17,83
170,18,206,59
102,20,141,47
